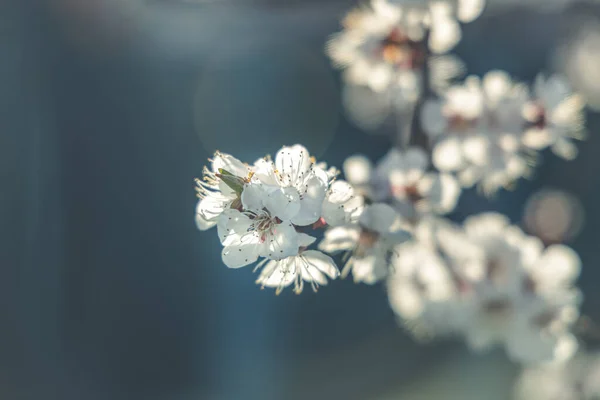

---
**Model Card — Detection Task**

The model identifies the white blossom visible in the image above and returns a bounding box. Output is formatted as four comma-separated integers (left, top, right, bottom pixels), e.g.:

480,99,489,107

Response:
421,71,533,194
319,203,408,284
321,180,365,227
386,213,582,364
522,74,586,160
255,233,340,294
195,151,252,230
326,0,462,102
253,144,331,226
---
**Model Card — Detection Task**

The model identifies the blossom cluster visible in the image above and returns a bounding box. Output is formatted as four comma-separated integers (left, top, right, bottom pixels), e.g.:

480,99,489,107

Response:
196,145,410,294
422,71,586,194
193,0,593,384
387,213,581,364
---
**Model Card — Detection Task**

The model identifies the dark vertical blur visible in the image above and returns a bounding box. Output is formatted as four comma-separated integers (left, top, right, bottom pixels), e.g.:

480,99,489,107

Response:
1,1,599,399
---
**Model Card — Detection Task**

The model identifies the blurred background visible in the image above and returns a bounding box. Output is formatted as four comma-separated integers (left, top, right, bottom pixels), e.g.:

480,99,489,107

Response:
2,0,600,399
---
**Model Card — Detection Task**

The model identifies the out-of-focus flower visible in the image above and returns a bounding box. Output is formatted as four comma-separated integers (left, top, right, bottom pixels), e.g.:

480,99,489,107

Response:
326,0,462,102
556,17,600,111
457,213,581,364
383,148,461,219
319,203,408,284
386,213,582,364
322,180,365,227
342,148,460,220
387,218,467,338
521,74,586,160
255,234,339,295
515,351,600,400
523,189,584,244
387,0,486,23
195,151,252,230
421,71,534,195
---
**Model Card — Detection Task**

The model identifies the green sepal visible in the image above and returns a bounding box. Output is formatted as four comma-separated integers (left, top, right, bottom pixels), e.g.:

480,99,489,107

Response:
217,168,245,196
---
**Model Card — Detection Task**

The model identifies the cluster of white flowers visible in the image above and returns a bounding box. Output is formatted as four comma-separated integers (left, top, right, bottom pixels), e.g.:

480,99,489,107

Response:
194,0,593,384
387,213,582,364
422,71,586,194
196,145,411,294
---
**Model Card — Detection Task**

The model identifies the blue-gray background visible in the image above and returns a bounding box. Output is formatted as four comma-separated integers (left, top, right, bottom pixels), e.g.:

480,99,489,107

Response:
2,1,599,399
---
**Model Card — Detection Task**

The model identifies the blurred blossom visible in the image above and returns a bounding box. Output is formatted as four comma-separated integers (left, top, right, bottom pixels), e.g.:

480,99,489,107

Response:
326,0,463,98
523,189,584,244
514,351,600,400
521,75,586,160
387,213,582,364
342,148,461,222
318,203,409,284
421,71,532,194
555,17,600,111
421,70,586,195
341,55,464,132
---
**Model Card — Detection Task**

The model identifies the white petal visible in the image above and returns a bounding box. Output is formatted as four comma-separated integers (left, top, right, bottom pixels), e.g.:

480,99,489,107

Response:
264,186,301,221
483,70,512,105
221,223,261,269
462,135,491,166
256,258,297,288
457,0,485,22
297,233,317,248
217,209,254,246
359,203,398,233
299,250,340,284
368,63,394,93
212,152,249,177
241,182,266,212
253,158,279,186
534,245,581,289
418,172,461,214
275,144,312,187
343,155,373,186
319,225,361,253
322,180,364,226
522,128,555,150
352,254,388,284
291,176,327,226
195,194,229,231
429,16,461,54
552,138,578,160
432,137,465,171
260,222,300,260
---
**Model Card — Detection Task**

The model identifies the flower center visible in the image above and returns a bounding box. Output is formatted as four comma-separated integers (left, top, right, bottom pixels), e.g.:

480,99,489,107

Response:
379,28,424,69
448,114,477,132
531,104,547,129
358,228,380,248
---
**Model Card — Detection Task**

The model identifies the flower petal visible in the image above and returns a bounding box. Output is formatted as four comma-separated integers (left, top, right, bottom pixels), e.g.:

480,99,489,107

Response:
212,151,249,177
359,203,398,233
259,221,299,260
343,155,373,186
264,186,301,221
322,180,364,226
291,175,327,226
432,137,465,171
275,145,312,187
